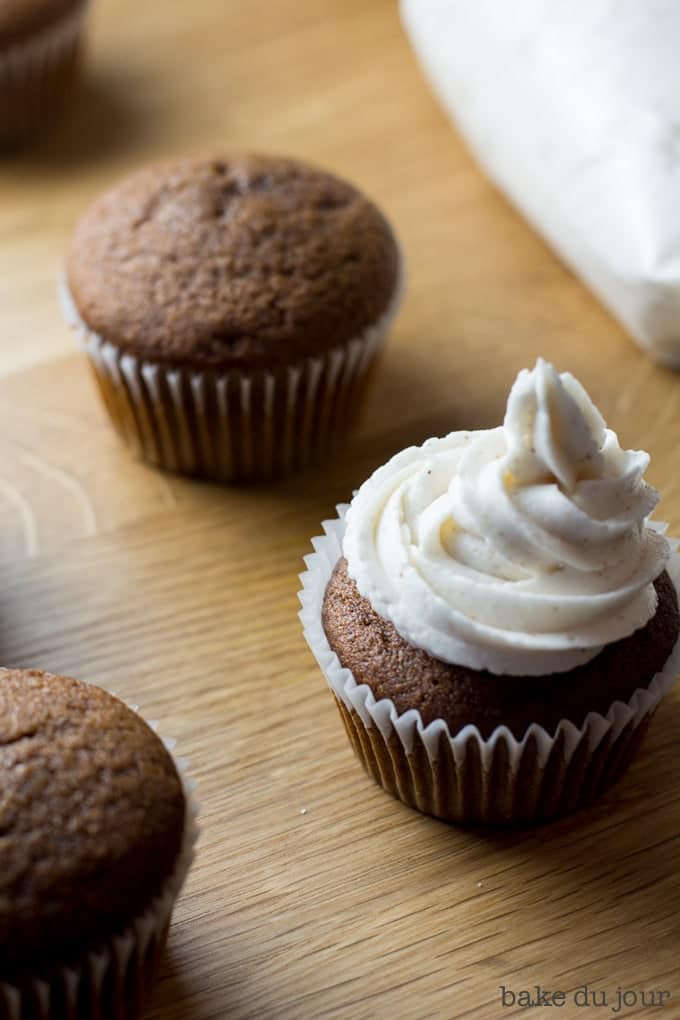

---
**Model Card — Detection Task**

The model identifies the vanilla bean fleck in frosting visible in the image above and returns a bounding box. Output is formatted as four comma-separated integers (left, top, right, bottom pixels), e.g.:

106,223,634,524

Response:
343,360,669,676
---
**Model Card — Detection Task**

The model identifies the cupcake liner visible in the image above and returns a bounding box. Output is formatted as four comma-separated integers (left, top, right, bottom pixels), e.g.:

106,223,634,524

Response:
0,726,198,1019
299,506,680,824
60,268,404,482
0,2,87,143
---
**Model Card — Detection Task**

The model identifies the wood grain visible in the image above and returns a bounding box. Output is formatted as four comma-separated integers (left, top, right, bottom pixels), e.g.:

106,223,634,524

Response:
0,1,679,1018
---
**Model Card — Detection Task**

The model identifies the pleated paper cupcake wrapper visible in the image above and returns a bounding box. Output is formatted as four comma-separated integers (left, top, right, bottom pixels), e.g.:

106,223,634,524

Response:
61,271,403,482
299,505,680,825
0,727,199,1020
0,2,87,143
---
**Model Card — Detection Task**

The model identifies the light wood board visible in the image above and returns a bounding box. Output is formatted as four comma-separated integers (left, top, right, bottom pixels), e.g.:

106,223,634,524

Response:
0,1,679,1018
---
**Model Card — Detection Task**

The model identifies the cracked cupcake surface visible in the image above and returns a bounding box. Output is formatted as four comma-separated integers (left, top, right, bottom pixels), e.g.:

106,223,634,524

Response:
65,154,401,371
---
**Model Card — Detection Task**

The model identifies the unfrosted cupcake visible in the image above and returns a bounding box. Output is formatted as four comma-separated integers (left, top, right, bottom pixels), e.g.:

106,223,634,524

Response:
62,154,403,482
300,360,680,824
0,0,87,144
0,668,196,1018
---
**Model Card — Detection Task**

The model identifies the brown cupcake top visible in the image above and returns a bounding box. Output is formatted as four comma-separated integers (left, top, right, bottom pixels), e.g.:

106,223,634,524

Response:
0,0,82,49
0,668,186,977
66,154,401,370
322,558,679,740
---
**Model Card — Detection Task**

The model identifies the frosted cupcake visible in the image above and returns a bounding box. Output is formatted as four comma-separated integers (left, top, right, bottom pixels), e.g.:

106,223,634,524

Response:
62,154,402,482
300,360,680,824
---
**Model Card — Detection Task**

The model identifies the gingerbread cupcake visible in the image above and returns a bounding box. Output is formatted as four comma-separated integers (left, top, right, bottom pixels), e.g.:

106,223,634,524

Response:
62,154,403,482
0,0,88,144
0,668,196,1018
300,360,680,824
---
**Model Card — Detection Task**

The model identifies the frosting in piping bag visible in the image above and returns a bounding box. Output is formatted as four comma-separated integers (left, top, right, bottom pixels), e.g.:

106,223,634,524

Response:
343,360,668,675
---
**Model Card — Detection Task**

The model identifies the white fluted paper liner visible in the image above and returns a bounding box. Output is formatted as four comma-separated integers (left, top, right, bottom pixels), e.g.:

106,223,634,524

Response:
0,2,87,142
299,505,680,822
0,723,198,1020
60,265,404,482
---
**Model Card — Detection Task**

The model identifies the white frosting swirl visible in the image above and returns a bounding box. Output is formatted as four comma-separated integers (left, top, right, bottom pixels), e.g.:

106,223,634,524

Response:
343,360,669,676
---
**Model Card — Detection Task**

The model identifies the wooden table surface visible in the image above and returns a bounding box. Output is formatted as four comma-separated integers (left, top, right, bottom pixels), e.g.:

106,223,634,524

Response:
1,1,679,1018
